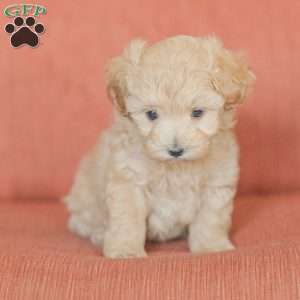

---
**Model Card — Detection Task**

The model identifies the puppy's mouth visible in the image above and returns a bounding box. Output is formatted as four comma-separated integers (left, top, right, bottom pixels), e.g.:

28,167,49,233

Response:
146,146,206,162
145,139,211,161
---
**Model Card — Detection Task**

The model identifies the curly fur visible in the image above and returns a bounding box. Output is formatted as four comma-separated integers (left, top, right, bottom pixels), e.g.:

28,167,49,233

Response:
64,35,255,258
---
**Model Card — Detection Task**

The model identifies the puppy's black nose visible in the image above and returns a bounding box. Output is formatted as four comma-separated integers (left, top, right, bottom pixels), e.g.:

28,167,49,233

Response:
168,148,184,158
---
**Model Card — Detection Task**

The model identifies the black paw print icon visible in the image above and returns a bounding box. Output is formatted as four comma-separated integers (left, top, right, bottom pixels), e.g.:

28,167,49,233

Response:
5,17,45,48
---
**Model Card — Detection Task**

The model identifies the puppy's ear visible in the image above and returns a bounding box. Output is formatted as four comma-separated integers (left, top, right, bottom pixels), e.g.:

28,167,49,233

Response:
106,39,147,116
208,38,256,109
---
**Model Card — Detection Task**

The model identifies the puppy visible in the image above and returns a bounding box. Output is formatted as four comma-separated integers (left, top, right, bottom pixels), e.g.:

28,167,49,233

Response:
64,35,255,258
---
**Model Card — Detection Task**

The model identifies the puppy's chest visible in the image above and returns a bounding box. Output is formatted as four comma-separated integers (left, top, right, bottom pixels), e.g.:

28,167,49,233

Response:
146,168,206,224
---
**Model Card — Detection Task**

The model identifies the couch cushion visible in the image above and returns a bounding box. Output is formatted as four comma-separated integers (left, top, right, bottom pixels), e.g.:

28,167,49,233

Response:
0,194,299,299
1,1,300,201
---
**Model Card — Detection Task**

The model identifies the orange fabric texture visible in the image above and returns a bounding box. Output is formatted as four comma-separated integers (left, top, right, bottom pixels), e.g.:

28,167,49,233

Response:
0,195,300,299
1,0,300,201
1,0,300,299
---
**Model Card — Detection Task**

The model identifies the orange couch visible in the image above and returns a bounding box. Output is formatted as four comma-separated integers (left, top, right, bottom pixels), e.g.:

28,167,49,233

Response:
1,0,300,299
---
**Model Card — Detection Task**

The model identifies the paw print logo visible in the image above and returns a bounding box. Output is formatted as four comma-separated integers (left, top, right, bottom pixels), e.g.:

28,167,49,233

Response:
5,17,45,48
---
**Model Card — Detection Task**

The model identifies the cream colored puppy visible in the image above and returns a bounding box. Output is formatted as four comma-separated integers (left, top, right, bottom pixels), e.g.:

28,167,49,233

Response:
64,36,255,259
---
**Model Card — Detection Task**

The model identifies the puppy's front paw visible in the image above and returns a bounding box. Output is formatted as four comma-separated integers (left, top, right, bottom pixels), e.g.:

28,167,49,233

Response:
103,233,147,259
189,237,235,254
104,248,147,259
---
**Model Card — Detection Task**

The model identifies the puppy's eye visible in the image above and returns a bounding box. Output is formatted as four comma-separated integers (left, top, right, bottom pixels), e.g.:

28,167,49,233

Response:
191,108,204,118
146,110,158,121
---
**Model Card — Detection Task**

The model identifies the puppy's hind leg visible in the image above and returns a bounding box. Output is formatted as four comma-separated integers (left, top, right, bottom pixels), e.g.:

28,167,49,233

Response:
67,211,93,238
64,193,107,246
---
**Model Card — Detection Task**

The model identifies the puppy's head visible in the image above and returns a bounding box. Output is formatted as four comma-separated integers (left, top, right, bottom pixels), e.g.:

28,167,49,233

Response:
106,36,255,161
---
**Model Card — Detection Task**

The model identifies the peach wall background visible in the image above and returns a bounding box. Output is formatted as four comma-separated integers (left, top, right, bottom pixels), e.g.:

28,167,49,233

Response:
0,0,300,201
